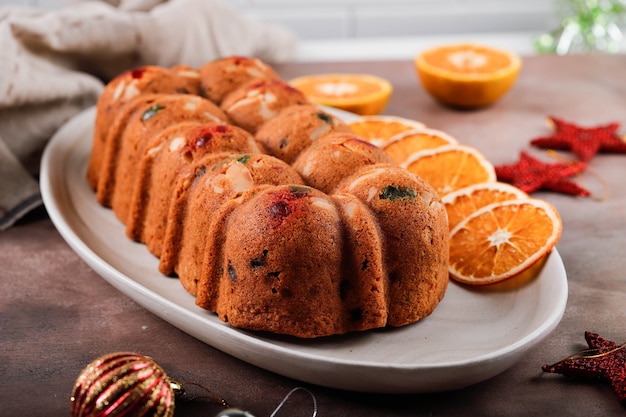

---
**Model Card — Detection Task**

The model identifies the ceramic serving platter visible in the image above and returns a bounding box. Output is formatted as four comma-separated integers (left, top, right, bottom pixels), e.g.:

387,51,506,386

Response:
40,107,568,393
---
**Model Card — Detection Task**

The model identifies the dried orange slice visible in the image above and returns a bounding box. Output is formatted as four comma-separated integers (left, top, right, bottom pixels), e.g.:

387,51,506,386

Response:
347,115,426,147
414,44,521,108
401,145,496,196
442,182,528,231
383,127,459,164
289,73,392,115
448,198,562,285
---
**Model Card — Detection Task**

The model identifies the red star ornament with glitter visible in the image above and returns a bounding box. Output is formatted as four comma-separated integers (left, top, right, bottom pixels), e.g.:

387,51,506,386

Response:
542,331,626,404
531,116,626,162
495,151,590,196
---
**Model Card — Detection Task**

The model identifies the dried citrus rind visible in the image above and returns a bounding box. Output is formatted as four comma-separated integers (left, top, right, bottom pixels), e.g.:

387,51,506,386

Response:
442,181,529,231
383,127,459,164
401,144,496,196
448,198,562,285
347,115,426,147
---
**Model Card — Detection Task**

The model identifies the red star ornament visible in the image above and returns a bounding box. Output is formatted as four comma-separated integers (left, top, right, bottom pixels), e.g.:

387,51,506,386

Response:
531,116,626,162
542,331,626,404
494,151,590,196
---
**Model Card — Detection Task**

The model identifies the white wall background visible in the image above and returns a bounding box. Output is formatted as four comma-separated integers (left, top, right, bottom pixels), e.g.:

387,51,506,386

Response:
229,0,559,59
231,0,556,40
1,0,560,59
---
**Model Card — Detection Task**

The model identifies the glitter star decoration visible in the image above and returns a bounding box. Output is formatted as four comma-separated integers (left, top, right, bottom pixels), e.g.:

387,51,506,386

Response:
542,331,626,404
531,116,626,162
494,151,590,196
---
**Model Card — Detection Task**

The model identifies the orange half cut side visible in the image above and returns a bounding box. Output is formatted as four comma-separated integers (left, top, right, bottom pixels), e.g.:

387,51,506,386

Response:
415,43,522,108
289,73,393,116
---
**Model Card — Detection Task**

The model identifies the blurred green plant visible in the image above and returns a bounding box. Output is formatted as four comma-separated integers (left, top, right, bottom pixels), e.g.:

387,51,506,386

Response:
535,0,626,54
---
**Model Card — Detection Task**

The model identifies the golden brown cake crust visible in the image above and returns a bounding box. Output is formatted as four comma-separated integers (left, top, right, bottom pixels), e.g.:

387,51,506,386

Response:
199,56,280,104
217,185,346,338
162,154,304,297
333,192,388,331
88,66,201,190
88,57,450,338
255,104,353,164
127,122,262,257
99,94,227,225
292,132,395,194
336,164,449,325
220,79,309,133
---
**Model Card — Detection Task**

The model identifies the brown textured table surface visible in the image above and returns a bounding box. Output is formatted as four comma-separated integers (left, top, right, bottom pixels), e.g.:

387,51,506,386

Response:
2,54,626,416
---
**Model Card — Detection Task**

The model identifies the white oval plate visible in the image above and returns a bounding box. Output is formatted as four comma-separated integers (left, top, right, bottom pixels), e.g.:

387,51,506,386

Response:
40,107,568,393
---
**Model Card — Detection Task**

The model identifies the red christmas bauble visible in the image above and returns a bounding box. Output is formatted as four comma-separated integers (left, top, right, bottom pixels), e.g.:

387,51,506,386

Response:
70,352,175,417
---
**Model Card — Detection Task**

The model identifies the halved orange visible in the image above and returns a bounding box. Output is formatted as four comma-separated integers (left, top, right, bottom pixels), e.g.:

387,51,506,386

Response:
383,127,459,164
289,73,392,115
347,115,426,147
401,144,496,196
448,198,562,285
415,44,521,108
442,182,529,231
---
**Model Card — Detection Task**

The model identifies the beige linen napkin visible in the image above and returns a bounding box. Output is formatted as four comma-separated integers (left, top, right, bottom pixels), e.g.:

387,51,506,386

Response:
0,0,297,230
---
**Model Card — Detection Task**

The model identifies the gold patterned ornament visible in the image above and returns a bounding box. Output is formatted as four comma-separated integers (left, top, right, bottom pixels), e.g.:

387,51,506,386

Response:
71,352,317,417
70,352,178,417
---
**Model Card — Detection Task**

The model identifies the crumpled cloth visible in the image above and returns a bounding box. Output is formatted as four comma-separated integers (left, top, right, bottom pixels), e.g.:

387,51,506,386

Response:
0,0,297,230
